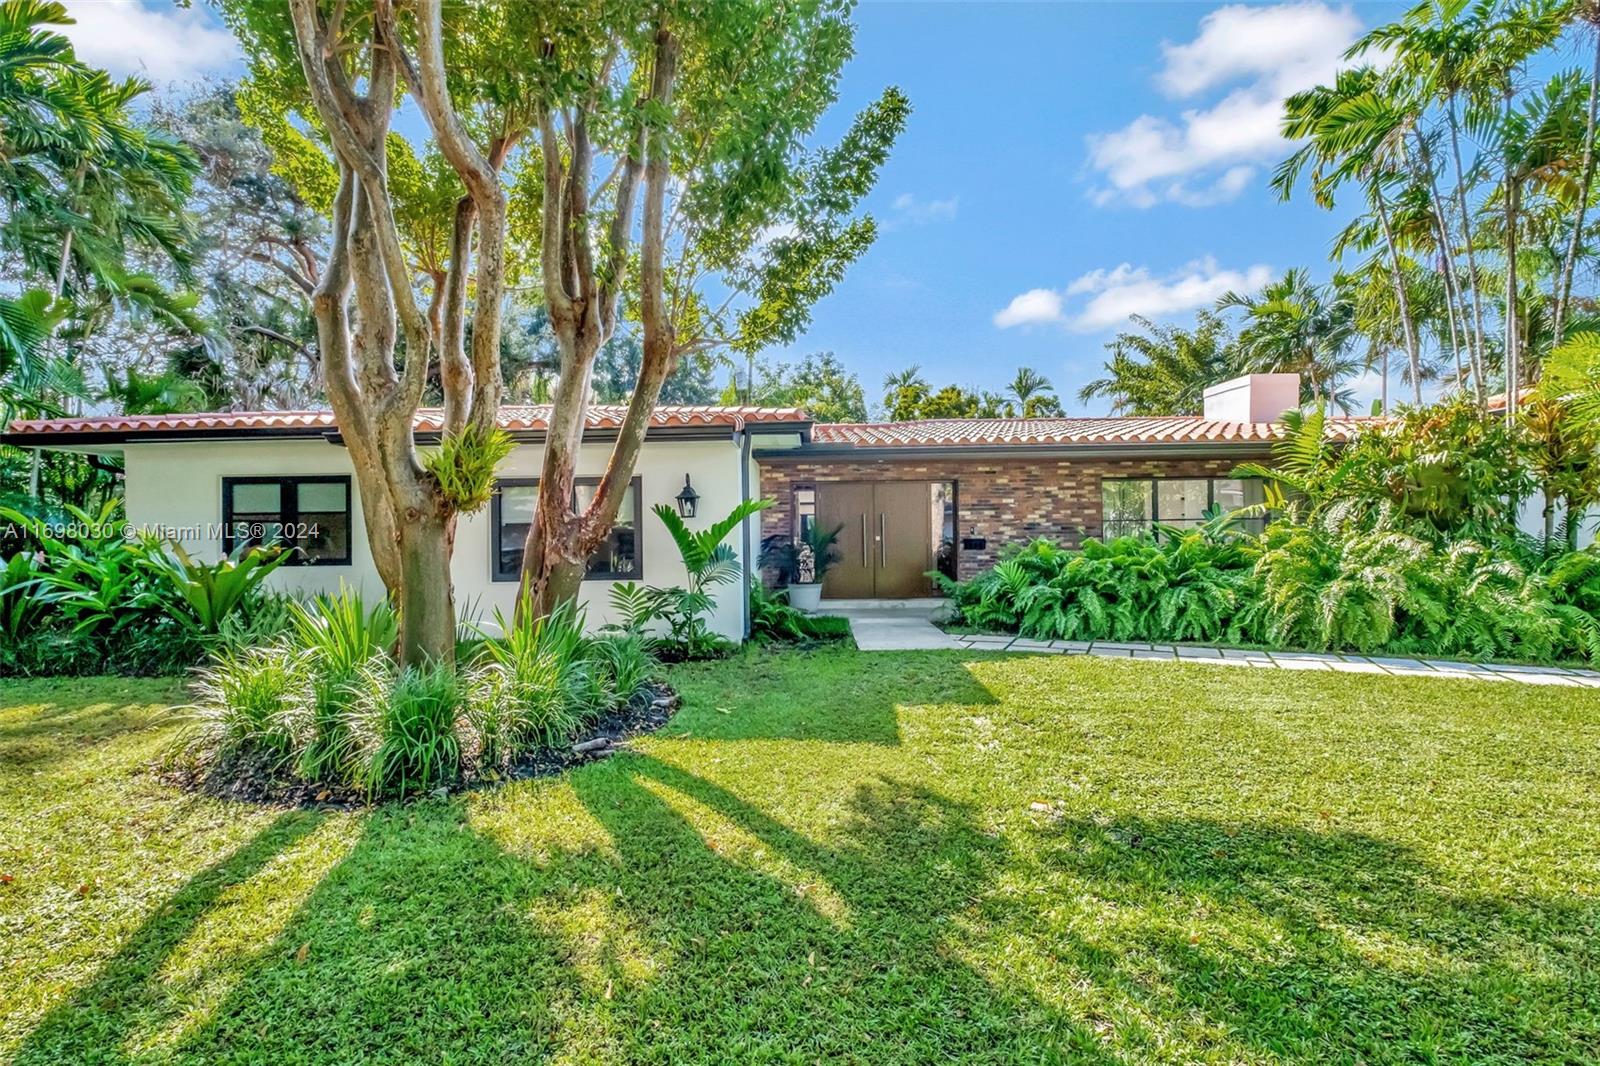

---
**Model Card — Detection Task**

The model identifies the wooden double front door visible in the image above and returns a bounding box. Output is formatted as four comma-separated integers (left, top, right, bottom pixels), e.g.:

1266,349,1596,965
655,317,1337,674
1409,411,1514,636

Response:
816,481,933,599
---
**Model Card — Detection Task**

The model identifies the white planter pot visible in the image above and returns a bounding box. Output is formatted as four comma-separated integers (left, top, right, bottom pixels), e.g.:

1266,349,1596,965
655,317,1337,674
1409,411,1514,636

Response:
787,582,824,612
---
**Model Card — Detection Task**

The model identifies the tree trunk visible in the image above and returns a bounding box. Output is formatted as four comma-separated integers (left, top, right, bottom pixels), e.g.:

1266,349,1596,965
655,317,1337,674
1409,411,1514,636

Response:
517,26,681,621
396,513,457,666
1374,184,1422,406
1412,132,1480,405
1543,485,1557,546
1504,177,1522,422
1555,31,1600,346
1446,97,1489,399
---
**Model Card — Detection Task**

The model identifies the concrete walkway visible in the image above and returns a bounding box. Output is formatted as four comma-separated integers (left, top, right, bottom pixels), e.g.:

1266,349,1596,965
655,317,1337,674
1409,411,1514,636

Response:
819,600,1600,687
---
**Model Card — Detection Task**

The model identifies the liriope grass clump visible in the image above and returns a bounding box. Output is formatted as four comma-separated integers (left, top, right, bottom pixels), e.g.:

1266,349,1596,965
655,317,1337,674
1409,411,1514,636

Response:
176,592,660,801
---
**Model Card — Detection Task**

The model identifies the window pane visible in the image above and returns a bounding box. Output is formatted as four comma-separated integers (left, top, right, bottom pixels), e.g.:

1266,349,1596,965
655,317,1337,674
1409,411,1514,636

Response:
497,484,536,577
296,512,349,562
794,487,817,541
575,481,638,577
1157,479,1210,526
1102,479,1152,539
297,481,347,512
930,482,956,580
233,482,281,513
231,518,284,550
1215,477,1267,535
1212,478,1247,512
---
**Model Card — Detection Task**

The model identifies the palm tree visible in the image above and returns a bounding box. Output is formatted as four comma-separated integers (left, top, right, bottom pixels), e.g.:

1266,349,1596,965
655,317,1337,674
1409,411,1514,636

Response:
1277,66,1426,405
0,0,198,317
1554,3,1600,345
1079,311,1237,415
882,364,925,392
1217,269,1359,412
0,288,73,421
1005,366,1059,417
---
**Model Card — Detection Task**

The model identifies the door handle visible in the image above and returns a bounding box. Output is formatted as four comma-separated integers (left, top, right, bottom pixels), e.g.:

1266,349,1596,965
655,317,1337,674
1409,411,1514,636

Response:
860,513,867,567
880,513,887,566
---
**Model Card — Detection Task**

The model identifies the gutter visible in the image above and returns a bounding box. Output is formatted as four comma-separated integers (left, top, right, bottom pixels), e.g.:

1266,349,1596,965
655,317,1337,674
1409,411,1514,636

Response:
0,420,814,450
736,421,755,641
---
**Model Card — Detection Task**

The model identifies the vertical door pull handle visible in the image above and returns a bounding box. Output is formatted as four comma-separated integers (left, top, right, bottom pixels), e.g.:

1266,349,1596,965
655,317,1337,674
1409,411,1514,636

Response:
880,513,887,566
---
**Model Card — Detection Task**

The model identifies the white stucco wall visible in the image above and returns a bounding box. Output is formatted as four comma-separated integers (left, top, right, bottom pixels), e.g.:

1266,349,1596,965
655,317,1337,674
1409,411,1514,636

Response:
122,435,760,640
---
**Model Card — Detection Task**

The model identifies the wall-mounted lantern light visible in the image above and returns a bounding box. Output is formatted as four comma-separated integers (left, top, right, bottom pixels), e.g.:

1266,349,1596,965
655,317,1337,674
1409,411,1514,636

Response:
675,474,699,518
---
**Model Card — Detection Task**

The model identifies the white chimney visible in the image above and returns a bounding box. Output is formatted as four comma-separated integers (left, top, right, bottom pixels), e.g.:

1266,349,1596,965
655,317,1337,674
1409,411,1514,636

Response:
1202,374,1300,423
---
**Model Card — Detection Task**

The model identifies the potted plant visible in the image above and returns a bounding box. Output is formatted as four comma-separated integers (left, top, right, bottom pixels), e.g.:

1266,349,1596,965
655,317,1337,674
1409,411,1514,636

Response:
761,522,842,611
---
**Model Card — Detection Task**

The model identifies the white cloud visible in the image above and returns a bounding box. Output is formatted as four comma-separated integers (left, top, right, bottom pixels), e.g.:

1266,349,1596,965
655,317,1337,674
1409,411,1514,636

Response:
997,257,1272,334
1085,2,1365,208
886,192,959,227
61,0,241,83
1158,2,1364,98
1066,257,1273,331
992,288,1064,329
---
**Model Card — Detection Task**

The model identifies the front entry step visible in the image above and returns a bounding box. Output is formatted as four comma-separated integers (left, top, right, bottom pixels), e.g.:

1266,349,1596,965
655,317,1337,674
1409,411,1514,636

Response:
819,597,948,615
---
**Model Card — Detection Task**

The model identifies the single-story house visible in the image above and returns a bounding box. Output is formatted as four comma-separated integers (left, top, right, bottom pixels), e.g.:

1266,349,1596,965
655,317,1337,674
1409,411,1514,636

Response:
4,374,1364,639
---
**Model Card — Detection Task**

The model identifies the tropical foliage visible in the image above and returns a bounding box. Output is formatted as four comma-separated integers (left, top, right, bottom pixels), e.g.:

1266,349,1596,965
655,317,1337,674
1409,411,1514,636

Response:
181,591,658,799
945,403,1600,665
0,499,289,675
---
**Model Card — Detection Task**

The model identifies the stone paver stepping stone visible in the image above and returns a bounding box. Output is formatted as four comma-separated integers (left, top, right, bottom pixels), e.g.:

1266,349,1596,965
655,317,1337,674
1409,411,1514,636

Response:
1051,640,1092,652
1493,670,1579,685
1086,645,1132,657
1269,656,1331,670
1220,648,1273,660
1092,642,1153,652
1009,638,1058,652
1131,648,1176,660
1490,662,1571,675
1175,646,1224,658
1366,656,1432,670
1327,659,1388,673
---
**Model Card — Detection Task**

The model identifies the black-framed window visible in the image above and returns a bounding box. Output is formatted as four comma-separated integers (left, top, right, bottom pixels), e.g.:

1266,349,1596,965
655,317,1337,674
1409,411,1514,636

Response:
491,477,643,582
1101,476,1266,539
222,475,352,565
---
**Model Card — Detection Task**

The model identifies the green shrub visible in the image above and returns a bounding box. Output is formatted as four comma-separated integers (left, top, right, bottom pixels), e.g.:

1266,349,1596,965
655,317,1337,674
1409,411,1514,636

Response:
945,522,1600,665
187,644,304,768
472,600,597,765
287,587,398,782
143,541,290,635
585,631,657,708
354,659,464,799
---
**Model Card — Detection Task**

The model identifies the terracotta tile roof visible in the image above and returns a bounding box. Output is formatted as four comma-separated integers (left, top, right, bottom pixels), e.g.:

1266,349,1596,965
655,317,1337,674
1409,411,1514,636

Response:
808,415,1371,448
4,405,812,440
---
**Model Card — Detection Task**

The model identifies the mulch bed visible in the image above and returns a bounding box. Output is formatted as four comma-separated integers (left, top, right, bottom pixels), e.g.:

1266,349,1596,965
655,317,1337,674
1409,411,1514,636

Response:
159,682,682,809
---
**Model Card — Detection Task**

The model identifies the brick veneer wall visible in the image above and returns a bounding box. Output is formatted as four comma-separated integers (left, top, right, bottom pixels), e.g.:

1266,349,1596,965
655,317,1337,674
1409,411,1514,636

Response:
757,454,1255,580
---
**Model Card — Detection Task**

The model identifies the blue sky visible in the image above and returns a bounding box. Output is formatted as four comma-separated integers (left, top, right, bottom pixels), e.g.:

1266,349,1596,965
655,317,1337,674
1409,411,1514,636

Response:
67,0,1415,414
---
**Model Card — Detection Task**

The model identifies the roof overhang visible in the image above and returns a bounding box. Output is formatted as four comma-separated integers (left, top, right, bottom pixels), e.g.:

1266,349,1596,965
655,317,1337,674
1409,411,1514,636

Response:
2,420,812,450
753,440,1278,463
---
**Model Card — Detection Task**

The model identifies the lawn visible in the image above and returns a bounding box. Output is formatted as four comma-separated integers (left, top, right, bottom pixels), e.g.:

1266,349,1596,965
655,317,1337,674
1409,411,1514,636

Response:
4,650,1599,1064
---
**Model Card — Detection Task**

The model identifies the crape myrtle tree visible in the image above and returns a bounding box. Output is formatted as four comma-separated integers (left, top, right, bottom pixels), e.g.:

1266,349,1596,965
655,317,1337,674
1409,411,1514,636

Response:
223,0,904,664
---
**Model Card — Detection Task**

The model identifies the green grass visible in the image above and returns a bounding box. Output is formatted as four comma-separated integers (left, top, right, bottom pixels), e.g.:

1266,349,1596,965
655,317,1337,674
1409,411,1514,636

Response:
3,650,1599,1063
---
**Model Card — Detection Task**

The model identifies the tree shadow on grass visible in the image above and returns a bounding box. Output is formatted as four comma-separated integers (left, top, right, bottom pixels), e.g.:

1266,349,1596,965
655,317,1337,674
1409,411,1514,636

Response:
12,759,1104,1064
0,679,185,772
1020,814,1600,1062
12,810,326,1065
666,647,998,745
